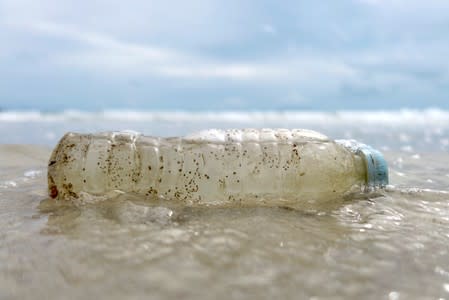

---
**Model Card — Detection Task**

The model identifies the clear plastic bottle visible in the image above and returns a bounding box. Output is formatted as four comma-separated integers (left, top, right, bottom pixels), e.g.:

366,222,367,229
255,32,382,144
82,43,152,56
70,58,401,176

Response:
47,129,388,207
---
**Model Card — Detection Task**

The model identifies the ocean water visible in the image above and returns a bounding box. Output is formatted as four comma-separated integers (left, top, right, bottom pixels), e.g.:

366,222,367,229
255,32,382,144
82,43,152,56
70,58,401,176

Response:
1,109,449,299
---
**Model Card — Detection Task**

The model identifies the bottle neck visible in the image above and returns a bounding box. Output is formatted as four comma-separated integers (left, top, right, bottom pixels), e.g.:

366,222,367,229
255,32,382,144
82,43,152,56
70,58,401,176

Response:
336,140,389,188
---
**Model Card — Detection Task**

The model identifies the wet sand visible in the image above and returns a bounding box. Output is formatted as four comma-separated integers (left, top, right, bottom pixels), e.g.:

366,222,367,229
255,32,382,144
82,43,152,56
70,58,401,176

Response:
1,144,449,299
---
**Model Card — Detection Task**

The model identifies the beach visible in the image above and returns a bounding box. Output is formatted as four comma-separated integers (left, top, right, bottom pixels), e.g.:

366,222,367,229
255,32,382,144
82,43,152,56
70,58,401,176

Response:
1,110,449,299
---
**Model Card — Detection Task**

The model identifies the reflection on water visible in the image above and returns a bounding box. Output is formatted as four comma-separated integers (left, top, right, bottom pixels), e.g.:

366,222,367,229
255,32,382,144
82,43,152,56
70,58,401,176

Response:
2,145,449,299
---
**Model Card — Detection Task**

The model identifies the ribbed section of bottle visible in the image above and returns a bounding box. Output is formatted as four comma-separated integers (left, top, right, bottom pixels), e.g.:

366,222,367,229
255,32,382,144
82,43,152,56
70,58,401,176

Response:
48,129,367,206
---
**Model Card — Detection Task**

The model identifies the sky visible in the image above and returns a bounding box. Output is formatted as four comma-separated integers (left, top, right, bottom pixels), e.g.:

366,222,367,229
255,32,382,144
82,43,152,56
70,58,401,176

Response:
0,0,449,111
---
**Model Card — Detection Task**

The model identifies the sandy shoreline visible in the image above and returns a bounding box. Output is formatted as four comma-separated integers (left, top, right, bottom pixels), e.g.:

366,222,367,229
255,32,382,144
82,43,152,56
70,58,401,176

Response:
0,144,51,168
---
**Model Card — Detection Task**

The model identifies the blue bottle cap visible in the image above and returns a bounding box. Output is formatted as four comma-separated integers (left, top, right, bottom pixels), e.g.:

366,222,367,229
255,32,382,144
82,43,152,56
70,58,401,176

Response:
356,145,389,187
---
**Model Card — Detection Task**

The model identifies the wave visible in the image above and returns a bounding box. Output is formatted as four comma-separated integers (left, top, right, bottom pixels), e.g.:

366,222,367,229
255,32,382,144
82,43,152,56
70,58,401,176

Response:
1,108,449,125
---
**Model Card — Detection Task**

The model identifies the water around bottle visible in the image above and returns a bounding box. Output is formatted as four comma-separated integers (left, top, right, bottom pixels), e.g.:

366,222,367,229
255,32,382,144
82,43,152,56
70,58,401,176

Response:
4,112,449,300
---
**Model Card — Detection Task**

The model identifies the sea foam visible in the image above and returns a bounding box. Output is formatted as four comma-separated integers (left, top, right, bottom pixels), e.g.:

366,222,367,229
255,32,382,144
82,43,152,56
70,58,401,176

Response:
1,108,449,126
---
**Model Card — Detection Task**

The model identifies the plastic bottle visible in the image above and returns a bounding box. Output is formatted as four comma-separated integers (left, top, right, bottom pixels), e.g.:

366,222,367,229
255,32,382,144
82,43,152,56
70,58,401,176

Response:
47,129,388,207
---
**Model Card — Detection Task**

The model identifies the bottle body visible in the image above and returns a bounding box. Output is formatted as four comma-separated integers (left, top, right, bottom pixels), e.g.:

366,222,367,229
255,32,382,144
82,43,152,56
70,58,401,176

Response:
48,129,386,207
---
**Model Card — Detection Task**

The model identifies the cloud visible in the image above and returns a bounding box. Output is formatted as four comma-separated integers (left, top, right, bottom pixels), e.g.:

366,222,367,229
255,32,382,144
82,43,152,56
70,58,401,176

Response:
1,0,449,109
4,19,358,83
261,24,276,35
33,21,284,80
0,0,257,47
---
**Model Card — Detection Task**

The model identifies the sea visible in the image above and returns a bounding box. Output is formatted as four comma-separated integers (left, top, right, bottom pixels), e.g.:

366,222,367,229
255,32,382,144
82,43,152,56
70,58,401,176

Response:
1,109,449,300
